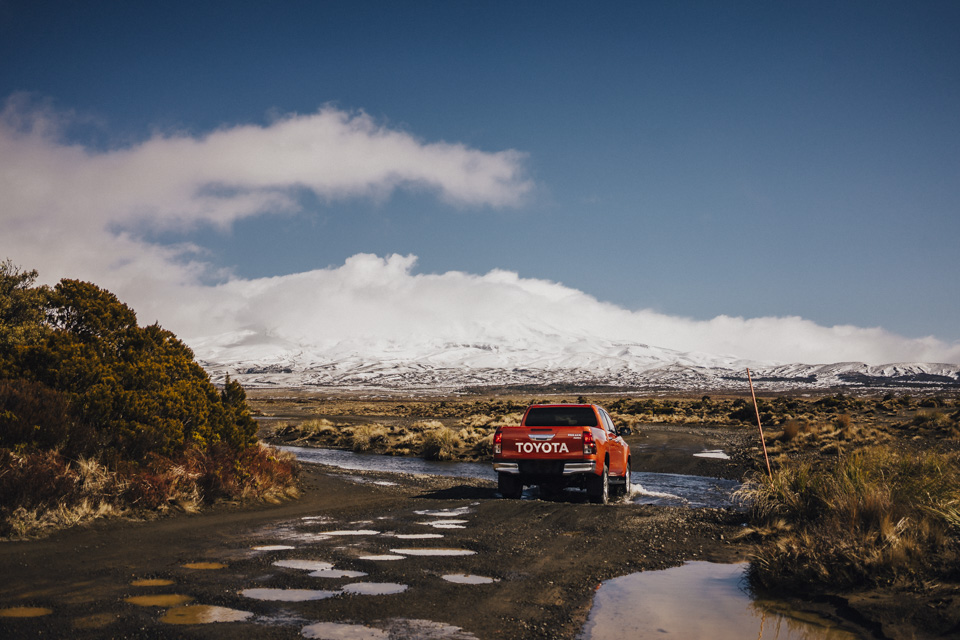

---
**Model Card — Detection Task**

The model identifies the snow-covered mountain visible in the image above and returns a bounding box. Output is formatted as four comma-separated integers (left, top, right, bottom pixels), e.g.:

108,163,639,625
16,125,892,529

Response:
193,331,960,392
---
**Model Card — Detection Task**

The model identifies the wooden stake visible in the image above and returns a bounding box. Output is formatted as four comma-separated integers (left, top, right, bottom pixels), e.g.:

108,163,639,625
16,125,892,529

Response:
747,368,773,480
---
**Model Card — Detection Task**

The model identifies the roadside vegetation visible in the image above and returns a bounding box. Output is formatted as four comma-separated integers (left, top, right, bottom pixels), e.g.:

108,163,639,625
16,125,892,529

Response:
0,261,298,539
736,393,960,596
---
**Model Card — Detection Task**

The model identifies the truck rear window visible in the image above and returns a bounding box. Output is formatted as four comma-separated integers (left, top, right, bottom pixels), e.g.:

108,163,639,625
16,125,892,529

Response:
524,407,598,427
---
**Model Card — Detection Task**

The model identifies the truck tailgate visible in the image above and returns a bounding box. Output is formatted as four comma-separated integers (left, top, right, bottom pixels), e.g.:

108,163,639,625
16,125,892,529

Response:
497,426,586,460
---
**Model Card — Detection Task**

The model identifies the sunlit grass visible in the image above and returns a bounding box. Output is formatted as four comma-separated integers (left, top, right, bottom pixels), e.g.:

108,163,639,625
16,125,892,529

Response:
738,445,960,592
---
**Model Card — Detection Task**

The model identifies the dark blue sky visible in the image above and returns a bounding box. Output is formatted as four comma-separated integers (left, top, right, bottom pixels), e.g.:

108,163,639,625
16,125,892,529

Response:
2,0,958,343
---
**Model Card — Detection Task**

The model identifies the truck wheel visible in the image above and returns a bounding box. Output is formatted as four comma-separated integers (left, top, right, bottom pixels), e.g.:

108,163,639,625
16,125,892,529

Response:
588,463,609,504
498,473,522,499
623,462,632,497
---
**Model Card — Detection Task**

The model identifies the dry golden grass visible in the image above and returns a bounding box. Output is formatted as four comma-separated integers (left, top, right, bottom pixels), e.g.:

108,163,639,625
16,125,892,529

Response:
738,445,960,592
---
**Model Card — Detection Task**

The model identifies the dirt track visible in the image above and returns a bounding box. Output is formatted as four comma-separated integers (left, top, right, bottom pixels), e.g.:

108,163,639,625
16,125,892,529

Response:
0,426,934,639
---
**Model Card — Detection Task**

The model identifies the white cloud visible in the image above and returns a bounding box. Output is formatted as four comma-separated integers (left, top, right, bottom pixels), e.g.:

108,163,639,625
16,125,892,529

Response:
2,94,957,368
183,253,960,366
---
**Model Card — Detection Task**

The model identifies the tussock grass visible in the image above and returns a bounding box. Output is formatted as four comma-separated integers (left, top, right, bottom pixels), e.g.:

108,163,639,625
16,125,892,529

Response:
738,446,960,592
349,423,388,452
420,426,462,461
0,443,299,539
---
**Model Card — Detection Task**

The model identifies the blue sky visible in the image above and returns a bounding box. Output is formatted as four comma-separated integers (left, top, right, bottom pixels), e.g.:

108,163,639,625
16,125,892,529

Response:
1,1,958,364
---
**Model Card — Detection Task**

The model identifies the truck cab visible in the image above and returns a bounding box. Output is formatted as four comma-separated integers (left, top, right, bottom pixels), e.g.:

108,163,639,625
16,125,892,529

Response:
492,404,631,504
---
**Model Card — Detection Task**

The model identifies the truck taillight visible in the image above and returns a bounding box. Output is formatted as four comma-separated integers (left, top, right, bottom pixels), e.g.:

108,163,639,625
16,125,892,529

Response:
494,430,502,454
582,429,596,455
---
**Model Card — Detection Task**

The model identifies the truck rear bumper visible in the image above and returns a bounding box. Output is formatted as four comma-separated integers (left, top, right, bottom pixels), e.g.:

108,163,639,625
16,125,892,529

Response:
493,462,594,475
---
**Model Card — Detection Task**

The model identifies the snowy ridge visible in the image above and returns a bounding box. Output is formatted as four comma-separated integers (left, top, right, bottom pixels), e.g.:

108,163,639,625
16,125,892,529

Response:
192,333,960,392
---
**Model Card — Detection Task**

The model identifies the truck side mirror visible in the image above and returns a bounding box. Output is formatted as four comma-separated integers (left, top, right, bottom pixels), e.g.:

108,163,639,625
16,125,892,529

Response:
618,426,632,437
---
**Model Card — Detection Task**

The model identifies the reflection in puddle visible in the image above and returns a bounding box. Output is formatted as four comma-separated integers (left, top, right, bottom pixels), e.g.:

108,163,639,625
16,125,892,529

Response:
442,574,497,585
342,582,409,595
302,621,389,639
0,606,53,618
274,559,335,571
183,562,227,570
358,554,406,561
131,578,175,587
419,521,467,529
693,449,730,459
125,594,193,607
161,604,254,624
310,569,368,578
380,618,480,639
317,530,380,536
241,588,339,602
580,562,859,640
302,618,479,640
389,548,476,556
253,544,297,551
414,508,472,518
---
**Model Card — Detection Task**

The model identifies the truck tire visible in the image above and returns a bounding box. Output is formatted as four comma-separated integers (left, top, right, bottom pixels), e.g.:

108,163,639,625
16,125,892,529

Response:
498,473,523,499
587,462,609,504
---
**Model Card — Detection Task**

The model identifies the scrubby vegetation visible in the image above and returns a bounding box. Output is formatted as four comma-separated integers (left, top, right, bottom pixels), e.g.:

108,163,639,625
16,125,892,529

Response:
0,261,298,538
739,446,960,593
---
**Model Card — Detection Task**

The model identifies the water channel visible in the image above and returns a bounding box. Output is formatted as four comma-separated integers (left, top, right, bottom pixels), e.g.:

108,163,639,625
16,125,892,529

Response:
280,445,742,508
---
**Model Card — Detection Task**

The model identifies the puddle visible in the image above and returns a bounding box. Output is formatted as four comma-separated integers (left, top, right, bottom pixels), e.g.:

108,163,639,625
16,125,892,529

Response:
389,548,476,556
302,619,479,639
693,449,730,459
161,604,254,624
343,474,399,487
342,582,409,595
73,613,116,629
302,621,390,639
124,594,193,607
358,554,406,561
310,569,368,578
379,618,479,639
442,574,498,584
0,606,53,618
316,530,380,536
253,544,297,551
274,559,335,571
580,562,860,640
419,521,467,529
131,578,175,587
241,588,339,602
394,533,444,539
183,562,227,570
414,508,472,517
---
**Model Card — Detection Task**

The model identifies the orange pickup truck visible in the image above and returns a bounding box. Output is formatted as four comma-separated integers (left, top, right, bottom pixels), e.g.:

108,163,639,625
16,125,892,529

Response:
492,404,631,504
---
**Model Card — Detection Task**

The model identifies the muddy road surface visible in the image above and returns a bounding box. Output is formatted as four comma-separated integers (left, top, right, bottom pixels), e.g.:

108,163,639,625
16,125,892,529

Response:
0,426,880,639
